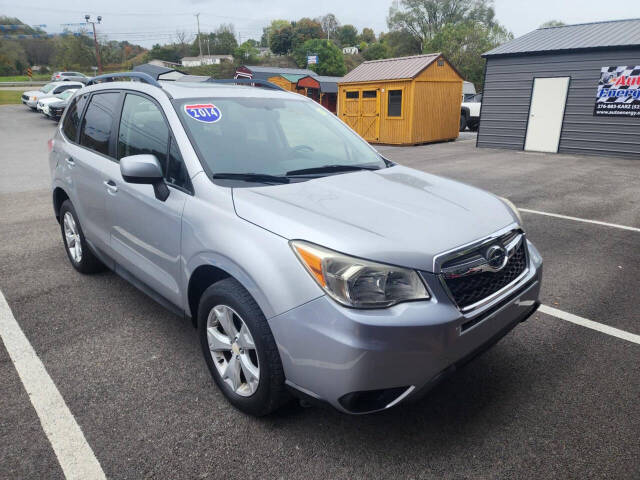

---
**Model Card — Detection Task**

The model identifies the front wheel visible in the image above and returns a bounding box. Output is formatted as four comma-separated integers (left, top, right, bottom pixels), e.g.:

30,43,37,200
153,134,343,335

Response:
198,278,289,416
459,112,468,131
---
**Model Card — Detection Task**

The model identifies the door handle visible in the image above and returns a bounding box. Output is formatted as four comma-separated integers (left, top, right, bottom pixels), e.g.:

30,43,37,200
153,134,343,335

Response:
65,157,75,167
103,180,118,194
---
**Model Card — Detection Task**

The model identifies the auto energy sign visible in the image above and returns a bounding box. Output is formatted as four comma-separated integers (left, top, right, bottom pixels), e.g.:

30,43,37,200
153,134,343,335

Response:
594,66,640,117
184,103,222,123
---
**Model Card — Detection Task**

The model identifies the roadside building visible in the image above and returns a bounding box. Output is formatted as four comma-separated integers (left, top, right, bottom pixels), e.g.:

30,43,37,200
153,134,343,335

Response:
338,53,463,144
267,73,308,92
181,55,233,67
478,18,640,158
297,75,342,113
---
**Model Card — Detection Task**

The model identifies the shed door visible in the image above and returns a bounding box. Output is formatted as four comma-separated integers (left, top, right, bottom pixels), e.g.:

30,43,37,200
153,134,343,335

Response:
360,90,380,142
343,90,361,132
524,77,570,153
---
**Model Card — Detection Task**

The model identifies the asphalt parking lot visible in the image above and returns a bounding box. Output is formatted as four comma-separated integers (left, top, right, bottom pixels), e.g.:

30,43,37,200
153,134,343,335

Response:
1,103,639,479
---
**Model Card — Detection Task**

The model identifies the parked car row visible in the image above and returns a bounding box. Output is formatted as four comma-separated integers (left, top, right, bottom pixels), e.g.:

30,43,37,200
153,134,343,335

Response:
22,78,85,120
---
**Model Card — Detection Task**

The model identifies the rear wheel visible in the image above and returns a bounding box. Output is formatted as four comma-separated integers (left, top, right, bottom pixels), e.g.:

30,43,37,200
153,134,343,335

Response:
59,200,105,274
198,278,288,416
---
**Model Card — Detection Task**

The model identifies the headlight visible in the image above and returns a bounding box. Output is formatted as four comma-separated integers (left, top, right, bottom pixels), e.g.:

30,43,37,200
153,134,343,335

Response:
291,240,430,309
499,196,523,225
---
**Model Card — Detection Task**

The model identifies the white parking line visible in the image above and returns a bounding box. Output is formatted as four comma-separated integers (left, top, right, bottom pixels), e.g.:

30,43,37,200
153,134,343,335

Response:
520,208,640,233
540,304,640,345
0,290,106,480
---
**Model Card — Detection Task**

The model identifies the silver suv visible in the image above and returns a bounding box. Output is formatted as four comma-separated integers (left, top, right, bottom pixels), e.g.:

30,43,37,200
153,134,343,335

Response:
49,73,542,416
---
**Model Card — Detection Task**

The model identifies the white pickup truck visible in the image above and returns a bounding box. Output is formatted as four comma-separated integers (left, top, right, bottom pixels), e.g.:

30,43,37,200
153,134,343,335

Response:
460,93,482,132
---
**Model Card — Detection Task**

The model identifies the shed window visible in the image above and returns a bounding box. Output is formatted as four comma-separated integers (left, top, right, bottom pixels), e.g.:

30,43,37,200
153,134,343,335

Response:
346,91,359,99
362,90,377,98
388,90,402,117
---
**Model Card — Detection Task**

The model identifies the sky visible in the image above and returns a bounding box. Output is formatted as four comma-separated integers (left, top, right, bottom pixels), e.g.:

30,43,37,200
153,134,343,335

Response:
1,0,640,48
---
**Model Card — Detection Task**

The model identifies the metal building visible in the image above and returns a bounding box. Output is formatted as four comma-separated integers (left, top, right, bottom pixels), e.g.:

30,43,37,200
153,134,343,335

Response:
478,19,640,159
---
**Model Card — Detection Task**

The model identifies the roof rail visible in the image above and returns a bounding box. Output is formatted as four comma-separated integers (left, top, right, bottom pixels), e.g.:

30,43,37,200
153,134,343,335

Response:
208,78,286,91
87,72,161,88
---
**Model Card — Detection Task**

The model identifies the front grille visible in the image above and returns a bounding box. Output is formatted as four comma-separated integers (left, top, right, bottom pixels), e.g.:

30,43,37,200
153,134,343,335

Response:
443,241,527,310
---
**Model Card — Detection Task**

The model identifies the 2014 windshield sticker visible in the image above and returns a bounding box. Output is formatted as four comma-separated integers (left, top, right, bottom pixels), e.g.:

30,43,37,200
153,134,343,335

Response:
184,104,222,123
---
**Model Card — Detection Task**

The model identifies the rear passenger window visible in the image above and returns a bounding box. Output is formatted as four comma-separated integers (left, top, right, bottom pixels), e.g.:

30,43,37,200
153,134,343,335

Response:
62,94,88,142
79,92,120,156
118,94,169,173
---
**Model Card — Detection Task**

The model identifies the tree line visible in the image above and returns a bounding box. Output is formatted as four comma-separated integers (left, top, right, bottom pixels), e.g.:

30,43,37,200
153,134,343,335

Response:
1,2,563,89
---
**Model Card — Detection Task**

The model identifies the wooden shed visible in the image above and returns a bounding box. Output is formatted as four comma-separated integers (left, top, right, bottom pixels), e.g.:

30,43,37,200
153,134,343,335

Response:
267,74,307,93
296,75,342,113
338,53,463,144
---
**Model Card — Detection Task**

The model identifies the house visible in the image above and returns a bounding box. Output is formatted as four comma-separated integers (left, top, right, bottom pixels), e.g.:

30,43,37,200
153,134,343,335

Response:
181,55,234,67
342,46,359,55
338,53,463,144
297,75,342,113
148,59,182,69
478,18,640,158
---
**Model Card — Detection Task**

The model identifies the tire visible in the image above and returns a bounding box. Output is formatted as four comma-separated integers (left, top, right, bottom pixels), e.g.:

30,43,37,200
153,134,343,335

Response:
459,112,468,131
59,200,105,274
198,278,289,416
469,122,479,132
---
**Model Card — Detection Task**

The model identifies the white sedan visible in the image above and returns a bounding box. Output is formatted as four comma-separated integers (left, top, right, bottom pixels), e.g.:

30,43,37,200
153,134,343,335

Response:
22,81,84,110
38,89,77,116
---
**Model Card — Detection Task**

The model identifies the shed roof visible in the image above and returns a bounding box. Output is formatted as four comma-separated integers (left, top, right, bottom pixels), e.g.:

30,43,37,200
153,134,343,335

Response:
279,73,307,83
297,75,343,93
341,53,442,83
133,63,185,80
239,66,317,81
484,18,640,57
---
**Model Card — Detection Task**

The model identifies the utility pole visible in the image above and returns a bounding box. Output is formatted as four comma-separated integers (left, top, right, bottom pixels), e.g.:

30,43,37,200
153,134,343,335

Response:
84,14,102,74
195,13,203,57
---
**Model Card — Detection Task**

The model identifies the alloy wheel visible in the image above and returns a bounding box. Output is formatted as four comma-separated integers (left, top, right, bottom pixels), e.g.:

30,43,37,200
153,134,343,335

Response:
63,211,82,263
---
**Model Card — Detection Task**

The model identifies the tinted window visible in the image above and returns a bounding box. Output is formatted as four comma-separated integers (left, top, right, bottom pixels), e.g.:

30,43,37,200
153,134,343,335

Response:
166,138,191,191
388,90,402,117
79,92,120,156
54,85,80,94
346,91,359,99
362,90,377,98
62,94,88,142
118,94,169,173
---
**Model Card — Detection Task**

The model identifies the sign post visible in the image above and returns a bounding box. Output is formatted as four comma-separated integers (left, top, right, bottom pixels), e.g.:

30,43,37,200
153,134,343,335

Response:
307,53,319,66
27,67,32,80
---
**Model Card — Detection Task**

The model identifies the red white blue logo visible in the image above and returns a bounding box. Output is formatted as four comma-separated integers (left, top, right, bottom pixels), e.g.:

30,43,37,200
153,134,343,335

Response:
184,103,222,123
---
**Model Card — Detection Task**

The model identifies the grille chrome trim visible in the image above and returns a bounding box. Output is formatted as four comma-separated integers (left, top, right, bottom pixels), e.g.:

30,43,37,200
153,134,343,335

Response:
435,226,529,313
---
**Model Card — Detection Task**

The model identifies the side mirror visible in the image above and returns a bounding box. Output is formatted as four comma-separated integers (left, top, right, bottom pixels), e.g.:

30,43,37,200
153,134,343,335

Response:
120,154,169,201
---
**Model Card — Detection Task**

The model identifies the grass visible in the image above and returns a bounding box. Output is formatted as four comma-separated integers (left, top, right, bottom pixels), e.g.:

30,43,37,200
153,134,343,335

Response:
0,90,23,105
0,74,51,82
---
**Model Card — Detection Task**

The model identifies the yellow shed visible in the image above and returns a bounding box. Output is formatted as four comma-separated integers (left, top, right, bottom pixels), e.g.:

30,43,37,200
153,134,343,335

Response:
267,74,308,93
338,53,463,145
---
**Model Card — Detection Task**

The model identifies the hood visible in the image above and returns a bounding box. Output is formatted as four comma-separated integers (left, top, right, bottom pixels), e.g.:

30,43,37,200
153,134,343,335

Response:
232,165,518,272
23,90,43,98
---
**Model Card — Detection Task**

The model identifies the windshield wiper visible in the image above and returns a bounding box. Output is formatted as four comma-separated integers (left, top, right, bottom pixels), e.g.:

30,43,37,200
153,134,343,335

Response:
212,173,290,184
285,164,381,176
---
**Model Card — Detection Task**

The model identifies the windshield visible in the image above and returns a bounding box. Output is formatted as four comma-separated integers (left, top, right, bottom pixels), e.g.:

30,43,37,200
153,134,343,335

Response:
176,97,385,180
58,90,75,100
41,83,56,93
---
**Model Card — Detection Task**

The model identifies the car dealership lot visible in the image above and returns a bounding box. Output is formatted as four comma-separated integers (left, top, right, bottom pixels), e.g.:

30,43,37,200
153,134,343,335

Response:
0,104,638,479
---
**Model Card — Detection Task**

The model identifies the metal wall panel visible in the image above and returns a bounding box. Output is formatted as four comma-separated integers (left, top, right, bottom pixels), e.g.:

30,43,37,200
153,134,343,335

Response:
477,49,640,158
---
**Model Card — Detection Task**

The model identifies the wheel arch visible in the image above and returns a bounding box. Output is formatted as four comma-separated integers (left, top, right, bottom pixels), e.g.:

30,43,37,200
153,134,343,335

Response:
186,254,278,328
52,186,70,221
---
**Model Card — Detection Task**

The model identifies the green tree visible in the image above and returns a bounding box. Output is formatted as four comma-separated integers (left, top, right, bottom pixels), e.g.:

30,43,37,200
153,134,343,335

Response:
53,33,95,69
336,25,358,46
358,27,377,44
0,40,29,75
426,20,512,88
540,20,565,28
234,40,260,63
261,19,291,47
270,24,294,55
380,29,421,56
293,39,346,76
146,43,184,63
387,0,501,50
362,42,390,60
291,18,324,49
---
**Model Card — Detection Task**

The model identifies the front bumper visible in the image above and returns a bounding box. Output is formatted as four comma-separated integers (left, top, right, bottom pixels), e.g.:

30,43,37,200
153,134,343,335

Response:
269,240,543,414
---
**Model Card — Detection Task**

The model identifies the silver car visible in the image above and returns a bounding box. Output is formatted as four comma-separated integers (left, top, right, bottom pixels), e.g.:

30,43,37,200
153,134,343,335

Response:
49,74,542,416
51,71,89,83
23,81,84,110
